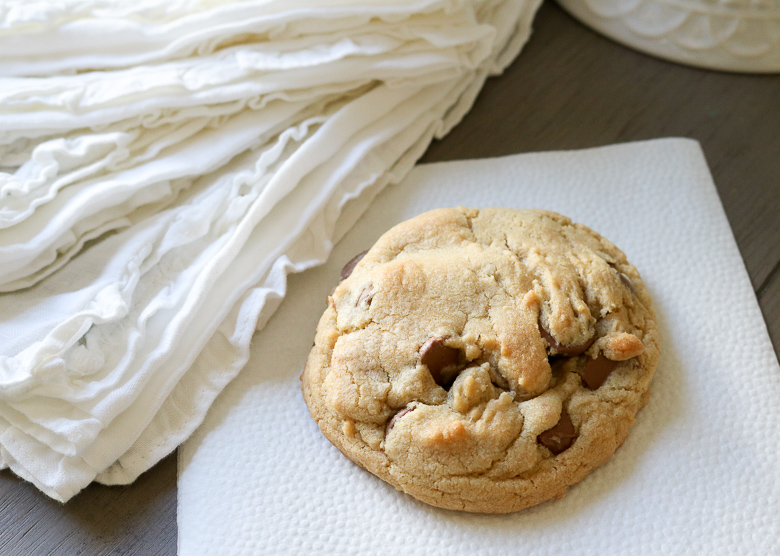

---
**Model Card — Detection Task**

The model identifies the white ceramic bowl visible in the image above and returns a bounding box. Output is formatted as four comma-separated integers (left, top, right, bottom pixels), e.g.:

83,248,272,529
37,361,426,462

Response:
556,0,780,73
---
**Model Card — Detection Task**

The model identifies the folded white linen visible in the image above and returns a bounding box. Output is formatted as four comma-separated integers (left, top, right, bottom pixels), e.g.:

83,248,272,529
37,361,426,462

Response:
0,5,506,289
0,0,542,501
0,0,498,76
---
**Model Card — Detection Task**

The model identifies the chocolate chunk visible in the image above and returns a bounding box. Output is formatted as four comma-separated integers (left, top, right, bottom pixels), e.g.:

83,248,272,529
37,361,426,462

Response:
340,250,368,281
618,272,633,291
420,336,461,387
581,354,619,390
356,285,374,307
386,407,414,434
609,262,634,292
539,325,595,357
538,408,576,455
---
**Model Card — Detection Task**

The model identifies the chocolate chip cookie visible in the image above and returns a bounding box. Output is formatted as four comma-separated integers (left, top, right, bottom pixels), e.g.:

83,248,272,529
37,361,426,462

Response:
301,208,659,513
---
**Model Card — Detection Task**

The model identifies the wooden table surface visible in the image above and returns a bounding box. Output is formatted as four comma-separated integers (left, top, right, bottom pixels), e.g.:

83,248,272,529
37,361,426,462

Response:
1,3,778,554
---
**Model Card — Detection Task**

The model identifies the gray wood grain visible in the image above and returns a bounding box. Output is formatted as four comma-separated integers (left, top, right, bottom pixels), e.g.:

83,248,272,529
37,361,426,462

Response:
0,454,176,556
759,270,780,353
1,2,777,554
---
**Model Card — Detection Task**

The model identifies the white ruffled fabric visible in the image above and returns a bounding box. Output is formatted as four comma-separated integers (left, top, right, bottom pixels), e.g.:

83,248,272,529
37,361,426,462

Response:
0,0,541,502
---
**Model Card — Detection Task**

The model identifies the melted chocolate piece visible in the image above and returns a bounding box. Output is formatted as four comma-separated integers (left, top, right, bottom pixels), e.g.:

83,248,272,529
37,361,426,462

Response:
581,354,620,390
609,262,634,292
386,407,414,434
356,285,374,307
340,250,368,281
419,336,461,387
538,408,576,455
618,272,634,291
539,325,595,357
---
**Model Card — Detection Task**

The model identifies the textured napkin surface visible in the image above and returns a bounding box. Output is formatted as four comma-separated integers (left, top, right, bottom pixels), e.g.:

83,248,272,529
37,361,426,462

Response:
178,138,780,555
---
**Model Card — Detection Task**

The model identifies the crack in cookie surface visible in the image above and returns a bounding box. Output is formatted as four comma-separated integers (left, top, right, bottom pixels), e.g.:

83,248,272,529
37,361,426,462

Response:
302,207,659,513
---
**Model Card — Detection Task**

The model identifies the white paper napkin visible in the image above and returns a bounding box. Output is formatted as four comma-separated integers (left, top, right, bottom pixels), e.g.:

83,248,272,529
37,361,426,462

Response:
178,138,780,555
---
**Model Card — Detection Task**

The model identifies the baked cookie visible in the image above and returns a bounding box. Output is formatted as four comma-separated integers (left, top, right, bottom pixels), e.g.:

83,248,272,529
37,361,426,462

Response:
301,208,659,513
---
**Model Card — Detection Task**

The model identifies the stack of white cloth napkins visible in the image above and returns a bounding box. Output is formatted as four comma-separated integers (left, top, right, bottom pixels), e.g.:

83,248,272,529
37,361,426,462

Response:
0,0,542,502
